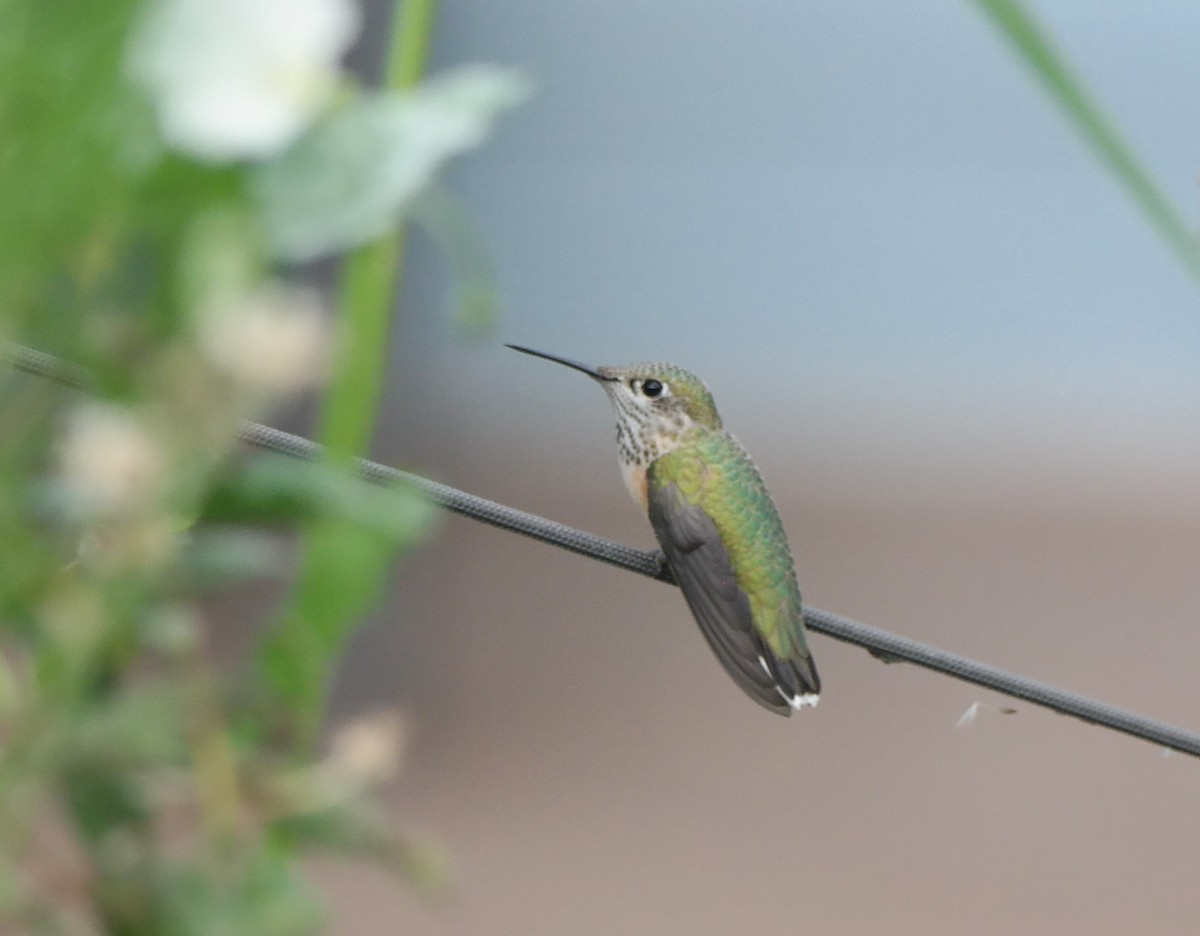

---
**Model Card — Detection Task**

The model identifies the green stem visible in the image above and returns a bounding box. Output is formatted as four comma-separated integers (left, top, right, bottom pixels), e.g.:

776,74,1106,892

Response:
972,0,1200,288
264,0,440,746
387,0,439,90
319,0,439,456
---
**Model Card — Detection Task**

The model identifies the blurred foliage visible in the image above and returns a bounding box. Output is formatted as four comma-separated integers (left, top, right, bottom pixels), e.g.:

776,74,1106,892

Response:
973,0,1200,287
0,0,522,932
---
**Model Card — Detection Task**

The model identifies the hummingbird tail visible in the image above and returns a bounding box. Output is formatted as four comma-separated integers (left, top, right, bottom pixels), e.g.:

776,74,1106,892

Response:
764,649,820,711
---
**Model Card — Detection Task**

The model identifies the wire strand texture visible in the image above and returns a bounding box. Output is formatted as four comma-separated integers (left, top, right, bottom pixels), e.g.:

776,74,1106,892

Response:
6,342,1199,758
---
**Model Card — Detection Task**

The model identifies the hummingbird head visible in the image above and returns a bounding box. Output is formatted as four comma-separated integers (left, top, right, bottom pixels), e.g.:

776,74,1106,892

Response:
506,345,723,469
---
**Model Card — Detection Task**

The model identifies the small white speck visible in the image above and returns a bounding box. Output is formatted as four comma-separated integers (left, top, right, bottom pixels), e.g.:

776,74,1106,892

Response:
758,655,771,676
956,702,981,728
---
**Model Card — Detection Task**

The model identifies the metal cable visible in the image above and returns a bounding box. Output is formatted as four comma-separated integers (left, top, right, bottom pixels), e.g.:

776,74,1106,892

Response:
6,342,1200,757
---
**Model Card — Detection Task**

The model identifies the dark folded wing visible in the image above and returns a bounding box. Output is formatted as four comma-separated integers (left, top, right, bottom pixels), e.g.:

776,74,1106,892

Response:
648,480,797,715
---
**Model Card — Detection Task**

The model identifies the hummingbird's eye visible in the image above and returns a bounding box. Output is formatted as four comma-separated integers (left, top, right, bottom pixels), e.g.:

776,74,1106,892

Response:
640,379,664,399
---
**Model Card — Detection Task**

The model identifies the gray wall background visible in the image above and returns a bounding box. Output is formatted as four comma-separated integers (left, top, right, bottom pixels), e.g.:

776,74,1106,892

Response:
317,3,1200,933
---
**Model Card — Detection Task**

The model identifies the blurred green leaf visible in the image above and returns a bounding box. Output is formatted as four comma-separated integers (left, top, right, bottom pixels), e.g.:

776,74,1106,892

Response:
207,453,442,733
165,847,325,936
203,455,438,545
0,0,144,329
257,0,467,751
257,516,397,726
254,66,529,261
0,653,17,717
0,855,23,914
63,766,148,845
67,679,191,769
182,528,285,588
271,800,452,892
411,185,502,333
972,0,1200,287
293,519,399,626
234,850,326,936
0,0,521,926
225,456,439,731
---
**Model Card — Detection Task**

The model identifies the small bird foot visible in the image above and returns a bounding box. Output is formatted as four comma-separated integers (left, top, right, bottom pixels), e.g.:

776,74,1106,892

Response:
649,549,674,582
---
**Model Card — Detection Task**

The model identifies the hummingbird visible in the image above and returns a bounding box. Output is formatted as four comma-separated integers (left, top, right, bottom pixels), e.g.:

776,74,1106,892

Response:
507,344,820,715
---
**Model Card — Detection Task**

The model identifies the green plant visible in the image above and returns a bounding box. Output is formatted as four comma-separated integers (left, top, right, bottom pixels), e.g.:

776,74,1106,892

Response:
0,0,524,932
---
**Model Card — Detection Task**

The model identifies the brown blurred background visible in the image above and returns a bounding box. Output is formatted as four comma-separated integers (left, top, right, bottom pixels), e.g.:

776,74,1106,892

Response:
303,1,1200,932
306,389,1200,935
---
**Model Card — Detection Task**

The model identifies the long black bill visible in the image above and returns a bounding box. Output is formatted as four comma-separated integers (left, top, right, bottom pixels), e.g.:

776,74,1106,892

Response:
505,344,614,382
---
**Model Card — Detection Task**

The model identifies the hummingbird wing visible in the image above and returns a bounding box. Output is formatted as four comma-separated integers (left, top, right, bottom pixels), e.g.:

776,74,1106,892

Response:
647,478,816,715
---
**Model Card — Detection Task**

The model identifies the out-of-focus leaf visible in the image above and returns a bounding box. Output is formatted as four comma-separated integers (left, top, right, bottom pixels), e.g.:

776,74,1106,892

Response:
0,0,143,328
178,208,262,314
182,528,285,586
67,680,192,768
257,516,395,724
234,849,326,936
202,455,438,546
63,767,148,845
202,456,316,525
293,518,398,628
972,0,1200,287
0,856,22,914
0,652,18,717
410,185,501,333
255,65,530,261
1,0,465,930
227,456,438,730
269,798,451,892
164,846,325,936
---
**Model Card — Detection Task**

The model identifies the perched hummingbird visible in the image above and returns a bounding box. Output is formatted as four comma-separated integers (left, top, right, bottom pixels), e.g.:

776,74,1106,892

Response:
507,344,820,715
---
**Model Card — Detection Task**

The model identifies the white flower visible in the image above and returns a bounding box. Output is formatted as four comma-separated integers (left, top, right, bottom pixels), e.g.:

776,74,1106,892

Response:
126,0,361,162
59,404,166,516
196,280,330,395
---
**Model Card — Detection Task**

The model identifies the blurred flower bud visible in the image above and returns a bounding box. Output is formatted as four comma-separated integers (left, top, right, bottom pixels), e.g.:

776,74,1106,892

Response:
58,404,165,517
196,280,330,396
326,709,407,789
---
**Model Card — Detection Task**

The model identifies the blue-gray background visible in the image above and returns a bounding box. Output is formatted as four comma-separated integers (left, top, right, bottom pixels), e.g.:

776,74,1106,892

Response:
386,0,1200,515
318,3,1200,933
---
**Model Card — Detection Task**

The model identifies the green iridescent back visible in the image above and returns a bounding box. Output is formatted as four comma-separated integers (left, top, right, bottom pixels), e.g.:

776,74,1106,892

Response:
647,428,809,660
